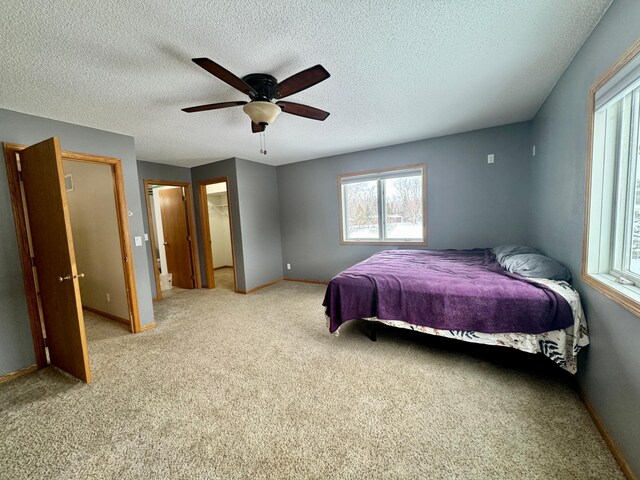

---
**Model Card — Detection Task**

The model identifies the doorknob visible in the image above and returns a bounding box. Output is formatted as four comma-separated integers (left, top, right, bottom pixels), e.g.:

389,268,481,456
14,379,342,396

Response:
58,273,84,282
163,242,169,246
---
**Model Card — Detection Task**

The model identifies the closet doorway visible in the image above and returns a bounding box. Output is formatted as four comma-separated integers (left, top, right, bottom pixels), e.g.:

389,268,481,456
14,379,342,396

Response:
198,178,237,292
144,180,200,300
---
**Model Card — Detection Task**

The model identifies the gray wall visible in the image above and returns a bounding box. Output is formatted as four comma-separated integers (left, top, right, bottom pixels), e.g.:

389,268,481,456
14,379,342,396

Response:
235,158,283,290
277,122,532,281
529,0,640,472
0,108,155,376
136,160,192,296
188,157,284,292
190,158,246,291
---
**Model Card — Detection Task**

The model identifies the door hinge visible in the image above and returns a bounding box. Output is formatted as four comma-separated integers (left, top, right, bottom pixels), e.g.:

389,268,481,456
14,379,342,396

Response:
187,235,191,242
30,256,35,266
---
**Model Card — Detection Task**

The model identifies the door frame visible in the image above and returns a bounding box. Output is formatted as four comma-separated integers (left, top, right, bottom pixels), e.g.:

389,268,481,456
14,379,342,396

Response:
143,179,201,300
3,142,143,369
198,177,237,293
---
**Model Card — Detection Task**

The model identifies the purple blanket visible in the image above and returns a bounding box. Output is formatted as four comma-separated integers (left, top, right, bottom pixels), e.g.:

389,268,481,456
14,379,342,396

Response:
323,249,573,334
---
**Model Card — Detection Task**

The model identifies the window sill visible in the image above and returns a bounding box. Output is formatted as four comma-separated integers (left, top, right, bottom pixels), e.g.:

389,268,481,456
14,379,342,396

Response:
583,272,640,317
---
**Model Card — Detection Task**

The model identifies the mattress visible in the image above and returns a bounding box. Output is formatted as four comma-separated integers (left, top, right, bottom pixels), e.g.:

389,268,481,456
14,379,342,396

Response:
323,249,588,373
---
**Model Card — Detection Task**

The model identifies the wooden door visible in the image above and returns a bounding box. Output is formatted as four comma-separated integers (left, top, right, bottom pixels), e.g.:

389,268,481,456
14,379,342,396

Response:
19,138,91,382
159,187,195,289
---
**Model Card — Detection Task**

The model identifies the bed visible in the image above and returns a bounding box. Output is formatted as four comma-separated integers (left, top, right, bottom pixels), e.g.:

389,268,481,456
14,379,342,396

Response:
323,249,589,373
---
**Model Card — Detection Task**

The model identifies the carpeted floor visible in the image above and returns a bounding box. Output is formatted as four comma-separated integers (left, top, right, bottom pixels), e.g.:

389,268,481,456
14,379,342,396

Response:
159,286,186,299
162,267,235,299
212,267,235,292
0,280,623,479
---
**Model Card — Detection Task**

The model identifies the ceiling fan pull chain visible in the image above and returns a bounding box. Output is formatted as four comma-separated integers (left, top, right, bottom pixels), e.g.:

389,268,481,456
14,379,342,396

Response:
259,131,267,155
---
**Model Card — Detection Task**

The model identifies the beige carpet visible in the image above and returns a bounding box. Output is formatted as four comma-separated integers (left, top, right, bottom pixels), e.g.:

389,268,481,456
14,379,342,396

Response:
162,267,235,299
212,266,235,292
159,286,186,299
0,281,623,479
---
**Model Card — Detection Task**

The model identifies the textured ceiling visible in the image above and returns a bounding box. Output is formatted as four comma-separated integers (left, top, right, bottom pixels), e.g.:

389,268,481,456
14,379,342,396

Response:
0,0,611,166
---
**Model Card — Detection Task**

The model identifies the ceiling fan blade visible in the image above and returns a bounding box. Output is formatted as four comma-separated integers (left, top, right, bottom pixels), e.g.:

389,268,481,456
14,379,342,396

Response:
252,122,266,133
276,101,330,121
274,65,330,99
192,58,257,97
182,101,247,113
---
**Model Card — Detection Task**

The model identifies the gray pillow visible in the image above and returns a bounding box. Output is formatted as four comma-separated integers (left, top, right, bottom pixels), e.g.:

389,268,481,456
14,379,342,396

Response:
492,245,540,265
503,253,572,282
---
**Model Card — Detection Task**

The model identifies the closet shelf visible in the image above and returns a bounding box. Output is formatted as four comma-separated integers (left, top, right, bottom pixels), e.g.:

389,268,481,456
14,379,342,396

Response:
209,204,229,216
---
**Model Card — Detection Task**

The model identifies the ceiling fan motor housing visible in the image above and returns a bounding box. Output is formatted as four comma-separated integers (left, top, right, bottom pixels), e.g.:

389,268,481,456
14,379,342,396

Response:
242,73,278,101
241,74,282,125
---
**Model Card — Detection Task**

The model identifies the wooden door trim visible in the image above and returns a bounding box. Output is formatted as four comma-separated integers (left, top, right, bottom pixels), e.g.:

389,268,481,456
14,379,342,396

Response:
198,177,237,293
143,179,163,300
143,179,201,300
3,144,47,368
3,142,142,345
198,181,217,289
110,160,142,333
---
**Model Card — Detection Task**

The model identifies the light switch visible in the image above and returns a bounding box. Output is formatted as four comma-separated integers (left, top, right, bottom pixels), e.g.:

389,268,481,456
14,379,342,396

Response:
144,233,149,241
134,236,143,246
487,154,495,164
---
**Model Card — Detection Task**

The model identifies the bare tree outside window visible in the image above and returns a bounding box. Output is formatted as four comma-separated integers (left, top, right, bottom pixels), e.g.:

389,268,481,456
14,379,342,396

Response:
385,176,422,239
344,180,378,238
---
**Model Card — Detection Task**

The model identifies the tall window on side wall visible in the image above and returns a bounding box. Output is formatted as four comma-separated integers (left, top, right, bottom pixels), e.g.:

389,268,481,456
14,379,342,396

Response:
585,41,640,315
339,164,426,245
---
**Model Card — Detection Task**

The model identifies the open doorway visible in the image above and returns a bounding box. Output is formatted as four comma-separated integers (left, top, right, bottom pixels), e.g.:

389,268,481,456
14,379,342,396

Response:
3,139,142,383
63,160,132,329
144,180,200,300
198,178,237,292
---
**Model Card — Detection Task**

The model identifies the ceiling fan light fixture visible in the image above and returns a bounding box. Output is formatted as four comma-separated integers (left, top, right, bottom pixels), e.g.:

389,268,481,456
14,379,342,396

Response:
243,101,281,125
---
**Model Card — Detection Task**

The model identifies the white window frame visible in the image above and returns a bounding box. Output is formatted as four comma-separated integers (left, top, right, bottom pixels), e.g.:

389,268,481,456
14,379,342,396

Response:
584,39,640,317
338,164,426,246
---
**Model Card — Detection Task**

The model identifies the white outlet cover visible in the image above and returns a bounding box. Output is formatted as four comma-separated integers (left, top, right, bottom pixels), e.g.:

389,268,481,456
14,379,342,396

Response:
134,236,143,246
487,154,495,164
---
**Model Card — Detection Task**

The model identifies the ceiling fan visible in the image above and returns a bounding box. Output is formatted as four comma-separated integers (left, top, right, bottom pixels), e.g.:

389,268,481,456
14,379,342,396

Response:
182,58,331,133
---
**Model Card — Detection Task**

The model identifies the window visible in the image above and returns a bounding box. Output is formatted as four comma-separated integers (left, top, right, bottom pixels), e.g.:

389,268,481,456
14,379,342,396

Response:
339,165,426,244
585,42,640,315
